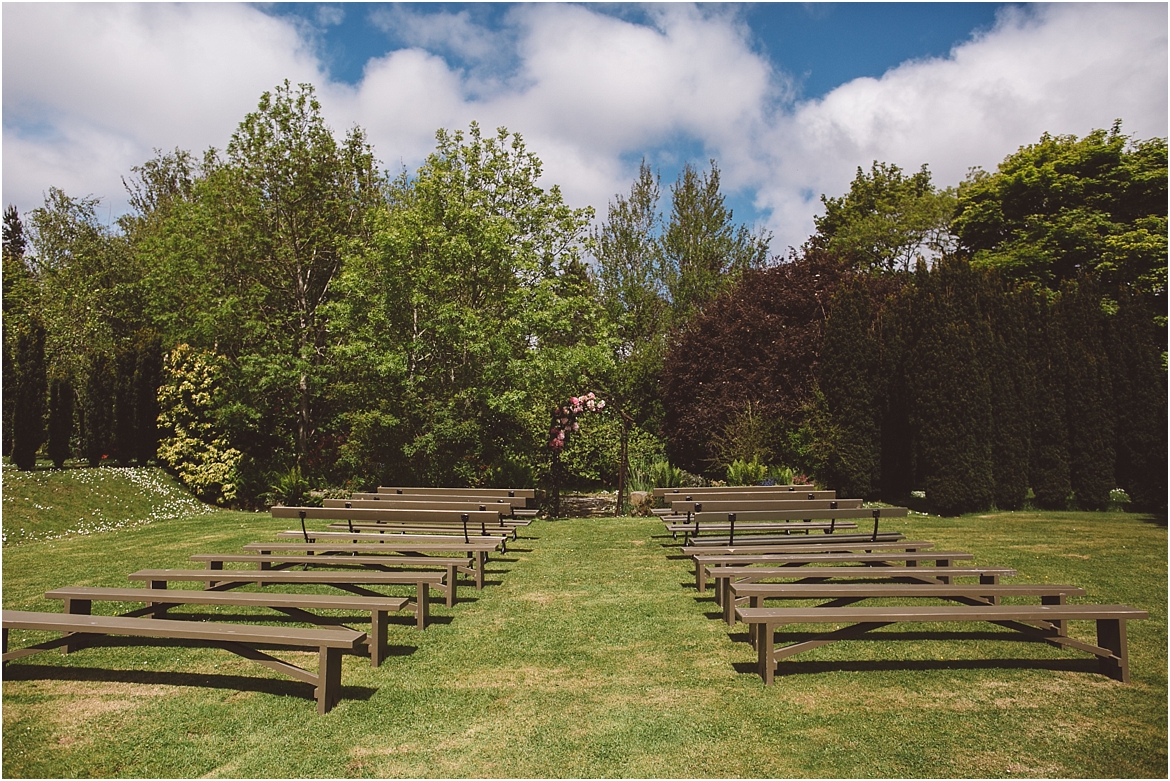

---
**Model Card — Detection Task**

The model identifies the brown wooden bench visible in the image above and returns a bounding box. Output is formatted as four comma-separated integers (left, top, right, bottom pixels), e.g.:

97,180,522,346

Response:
355,490,541,517
666,520,860,542
2,609,364,713
266,534,501,588
325,498,515,515
705,550,977,605
127,568,445,630
669,499,863,516
677,507,908,545
686,539,930,593
190,553,469,607
376,487,537,511
42,586,408,665
735,603,1149,684
693,544,944,592
323,519,525,541
653,486,826,498
726,581,1083,626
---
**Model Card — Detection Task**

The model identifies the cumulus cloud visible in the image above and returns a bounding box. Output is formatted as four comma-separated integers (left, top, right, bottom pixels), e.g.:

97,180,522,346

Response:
2,2,1164,254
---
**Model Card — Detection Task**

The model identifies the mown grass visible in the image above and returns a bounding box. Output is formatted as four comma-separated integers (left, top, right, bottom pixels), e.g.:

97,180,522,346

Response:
1,469,1166,778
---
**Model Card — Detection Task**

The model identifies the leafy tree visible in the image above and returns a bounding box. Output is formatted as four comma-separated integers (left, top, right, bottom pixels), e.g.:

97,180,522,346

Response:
3,205,35,456
985,282,1036,510
133,330,163,464
661,249,845,475
334,123,606,489
156,344,243,505
591,160,670,431
815,162,957,272
46,369,74,468
10,316,48,470
954,122,1168,296
660,160,771,323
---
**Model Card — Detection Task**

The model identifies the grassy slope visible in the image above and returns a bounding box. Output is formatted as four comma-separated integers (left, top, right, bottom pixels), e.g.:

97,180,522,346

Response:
1,470,1166,778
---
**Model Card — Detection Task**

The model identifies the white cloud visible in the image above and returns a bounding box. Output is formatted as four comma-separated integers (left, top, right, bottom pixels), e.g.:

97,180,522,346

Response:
749,3,1168,248
2,2,1164,255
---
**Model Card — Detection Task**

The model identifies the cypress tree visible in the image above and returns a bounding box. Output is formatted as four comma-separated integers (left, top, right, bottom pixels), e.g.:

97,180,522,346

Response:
908,257,994,515
111,342,138,465
877,287,915,501
133,331,163,465
10,317,48,471
81,351,115,468
986,281,1034,510
1058,277,1115,510
1029,291,1071,509
47,370,75,468
1109,289,1167,512
818,277,880,498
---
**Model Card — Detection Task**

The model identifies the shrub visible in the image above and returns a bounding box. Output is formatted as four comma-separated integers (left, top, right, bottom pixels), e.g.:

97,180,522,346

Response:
727,457,767,486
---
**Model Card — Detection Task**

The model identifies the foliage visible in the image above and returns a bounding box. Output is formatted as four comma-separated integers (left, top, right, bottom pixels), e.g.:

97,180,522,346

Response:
1058,277,1115,510
268,466,311,507
709,401,777,472
1108,289,1168,512
815,161,957,272
726,456,767,486
661,248,845,475
46,370,74,469
954,121,1168,296
816,277,881,498
156,344,242,505
9,316,48,470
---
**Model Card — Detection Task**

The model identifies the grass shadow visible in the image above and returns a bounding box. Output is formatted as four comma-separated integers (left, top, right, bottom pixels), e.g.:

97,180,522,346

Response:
730,656,1100,678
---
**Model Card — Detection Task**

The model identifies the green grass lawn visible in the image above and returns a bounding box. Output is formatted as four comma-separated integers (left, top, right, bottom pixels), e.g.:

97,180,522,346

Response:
2,468,1166,778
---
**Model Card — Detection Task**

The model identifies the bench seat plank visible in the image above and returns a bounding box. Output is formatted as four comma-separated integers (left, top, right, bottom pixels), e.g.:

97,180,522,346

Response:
2,610,364,713
696,550,972,593
128,568,443,630
43,586,407,666
736,603,1149,684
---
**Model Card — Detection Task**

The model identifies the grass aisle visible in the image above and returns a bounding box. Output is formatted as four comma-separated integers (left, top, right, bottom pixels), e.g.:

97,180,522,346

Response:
2,508,1166,777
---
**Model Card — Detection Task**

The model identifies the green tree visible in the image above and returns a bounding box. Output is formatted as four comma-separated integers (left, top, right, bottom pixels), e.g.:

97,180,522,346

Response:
660,160,771,323
335,123,607,489
1109,289,1168,511
80,350,115,468
815,162,957,272
10,316,48,470
1028,293,1071,509
954,122,1168,295
46,369,74,468
1057,277,1115,509
3,205,35,456
817,277,881,498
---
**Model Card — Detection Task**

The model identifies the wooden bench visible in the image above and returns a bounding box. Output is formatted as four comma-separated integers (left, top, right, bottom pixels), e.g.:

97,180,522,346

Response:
2,609,365,713
323,519,524,542
686,539,929,593
669,499,863,516
190,553,469,607
42,586,407,666
735,603,1149,684
273,506,514,538
726,581,1083,626
653,486,826,498
705,550,977,605
267,534,501,588
666,520,860,542
127,568,445,630
325,498,515,516
693,544,945,592
355,491,541,517
678,507,908,545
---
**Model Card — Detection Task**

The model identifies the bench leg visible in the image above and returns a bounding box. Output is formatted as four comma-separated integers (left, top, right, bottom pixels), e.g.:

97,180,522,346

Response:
757,622,775,685
416,582,429,630
696,562,706,593
1096,618,1130,683
475,551,485,590
317,646,343,714
62,598,93,653
1042,595,1067,635
370,610,387,668
446,566,457,607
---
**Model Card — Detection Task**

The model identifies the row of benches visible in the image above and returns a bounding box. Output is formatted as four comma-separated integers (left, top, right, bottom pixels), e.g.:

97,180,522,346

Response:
2,485,535,714
650,484,1148,684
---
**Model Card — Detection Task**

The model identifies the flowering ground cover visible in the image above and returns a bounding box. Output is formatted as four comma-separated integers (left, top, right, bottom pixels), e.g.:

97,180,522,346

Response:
1,473,1165,777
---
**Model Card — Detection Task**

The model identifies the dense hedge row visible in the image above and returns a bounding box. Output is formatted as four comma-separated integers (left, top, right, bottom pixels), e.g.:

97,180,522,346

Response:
662,253,1166,514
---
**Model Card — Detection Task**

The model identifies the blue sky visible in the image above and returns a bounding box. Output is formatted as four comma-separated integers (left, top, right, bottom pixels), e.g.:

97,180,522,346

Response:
3,3,1166,252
